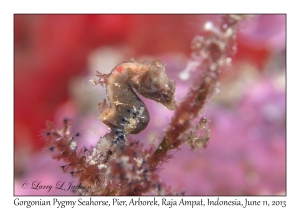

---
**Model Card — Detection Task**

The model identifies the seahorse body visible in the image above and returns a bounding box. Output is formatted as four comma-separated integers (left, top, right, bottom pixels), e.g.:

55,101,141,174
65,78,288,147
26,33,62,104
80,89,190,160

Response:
94,58,176,142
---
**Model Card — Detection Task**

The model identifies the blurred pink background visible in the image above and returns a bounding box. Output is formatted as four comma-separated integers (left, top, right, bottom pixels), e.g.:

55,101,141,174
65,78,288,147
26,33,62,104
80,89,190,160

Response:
14,14,286,195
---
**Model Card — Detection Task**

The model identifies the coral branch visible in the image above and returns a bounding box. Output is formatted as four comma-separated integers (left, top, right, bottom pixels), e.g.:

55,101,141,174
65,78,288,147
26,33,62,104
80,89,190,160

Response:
149,15,250,170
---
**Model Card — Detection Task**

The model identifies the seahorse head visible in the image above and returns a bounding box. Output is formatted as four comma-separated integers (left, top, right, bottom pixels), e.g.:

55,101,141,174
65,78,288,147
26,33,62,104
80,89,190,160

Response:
138,60,176,110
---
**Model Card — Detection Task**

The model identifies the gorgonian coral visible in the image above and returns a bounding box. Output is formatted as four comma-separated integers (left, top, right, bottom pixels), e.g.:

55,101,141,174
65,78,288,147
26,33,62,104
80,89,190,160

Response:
41,15,250,195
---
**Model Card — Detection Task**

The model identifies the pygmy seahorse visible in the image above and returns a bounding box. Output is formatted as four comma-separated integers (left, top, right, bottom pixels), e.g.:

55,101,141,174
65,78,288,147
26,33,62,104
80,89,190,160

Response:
90,58,176,144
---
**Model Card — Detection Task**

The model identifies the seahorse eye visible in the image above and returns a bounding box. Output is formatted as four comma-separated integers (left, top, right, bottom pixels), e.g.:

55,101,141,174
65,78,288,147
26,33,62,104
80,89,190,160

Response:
162,93,170,101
